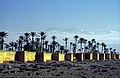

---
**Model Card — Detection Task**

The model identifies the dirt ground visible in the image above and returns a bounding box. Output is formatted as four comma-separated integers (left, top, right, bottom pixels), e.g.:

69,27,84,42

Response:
0,60,120,78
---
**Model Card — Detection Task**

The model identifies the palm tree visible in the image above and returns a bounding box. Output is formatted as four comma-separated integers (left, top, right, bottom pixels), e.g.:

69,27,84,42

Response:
85,46,88,53
19,36,24,51
24,32,30,44
51,36,56,41
91,39,96,47
14,42,18,51
9,42,14,51
41,35,47,52
44,40,48,52
51,36,57,53
24,33,30,51
56,42,60,52
4,43,10,51
39,32,46,52
96,43,99,52
35,38,40,52
101,42,105,53
113,49,116,54
31,32,36,41
70,42,73,52
103,44,107,53
0,31,8,50
49,44,53,53
83,39,87,52
60,46,64,53
93,45,97,52
72,43,76,54
78,37,84,53
109,48,112,53
51,41,57,53
74,35,79,53
104,48,108,53
88,41,92,52
63,37,69,50
30,32,36,51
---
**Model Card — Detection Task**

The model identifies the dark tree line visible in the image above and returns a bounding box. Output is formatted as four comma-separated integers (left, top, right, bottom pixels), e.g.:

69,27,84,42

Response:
0,31,117,54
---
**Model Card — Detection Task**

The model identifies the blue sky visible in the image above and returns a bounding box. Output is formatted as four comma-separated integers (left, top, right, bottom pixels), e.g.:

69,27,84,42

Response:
0,0,120,51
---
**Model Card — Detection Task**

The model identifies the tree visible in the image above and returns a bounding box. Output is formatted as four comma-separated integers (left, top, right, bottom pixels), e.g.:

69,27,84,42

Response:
74,35,79,53
14,42,18,51
51,36,56,41
88,41,92,52
109,48,112,53
35,38,40,52
39,32,46,52
85,46,88,53
44,40,49,52
0,31,8,50
104,48,108,53
30,32,36,51
9,42,14,51
51,36,57,53
72,43,76,54
41,35,47,52
91,39,96,47
51,41,57,53
4,43,10,51
103,44,107,53
113,49,116,54
83,39,87,52
63,37,69,53
24,32,30,44
101,42,105,53
60,46,64,53
19,36,24,51
78,37,84,53
48,44,53,53
93,45,97,52
96,43,99,52
70,42,73,52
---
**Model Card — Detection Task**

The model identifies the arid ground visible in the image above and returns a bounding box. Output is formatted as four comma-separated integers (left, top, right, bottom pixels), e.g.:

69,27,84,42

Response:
0,60,120,78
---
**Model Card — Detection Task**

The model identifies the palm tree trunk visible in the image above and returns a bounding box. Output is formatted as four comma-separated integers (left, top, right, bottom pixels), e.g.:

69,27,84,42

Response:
50,45,52,53
65,42,67,50
31,37,34,51
75,39,77,53
1,39,4,50
97,46,99,52
84,43,86,52
45,44,48,52
80,43,82,53
14,48,16,51
40,38,42,52
12,46,13,51
21,42,22,51
53,45,55,53
102,46,103,53
43,40,44,52
18,40,21,51
70,45,71,52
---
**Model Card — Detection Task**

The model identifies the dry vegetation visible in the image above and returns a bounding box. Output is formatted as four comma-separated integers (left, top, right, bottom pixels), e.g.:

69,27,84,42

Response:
0,60,120,78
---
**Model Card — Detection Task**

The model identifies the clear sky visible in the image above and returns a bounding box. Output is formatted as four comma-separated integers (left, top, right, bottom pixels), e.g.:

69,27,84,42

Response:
0,0,120,51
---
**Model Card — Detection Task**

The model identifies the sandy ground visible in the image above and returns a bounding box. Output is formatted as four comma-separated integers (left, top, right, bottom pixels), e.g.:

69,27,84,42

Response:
0,60,120,78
